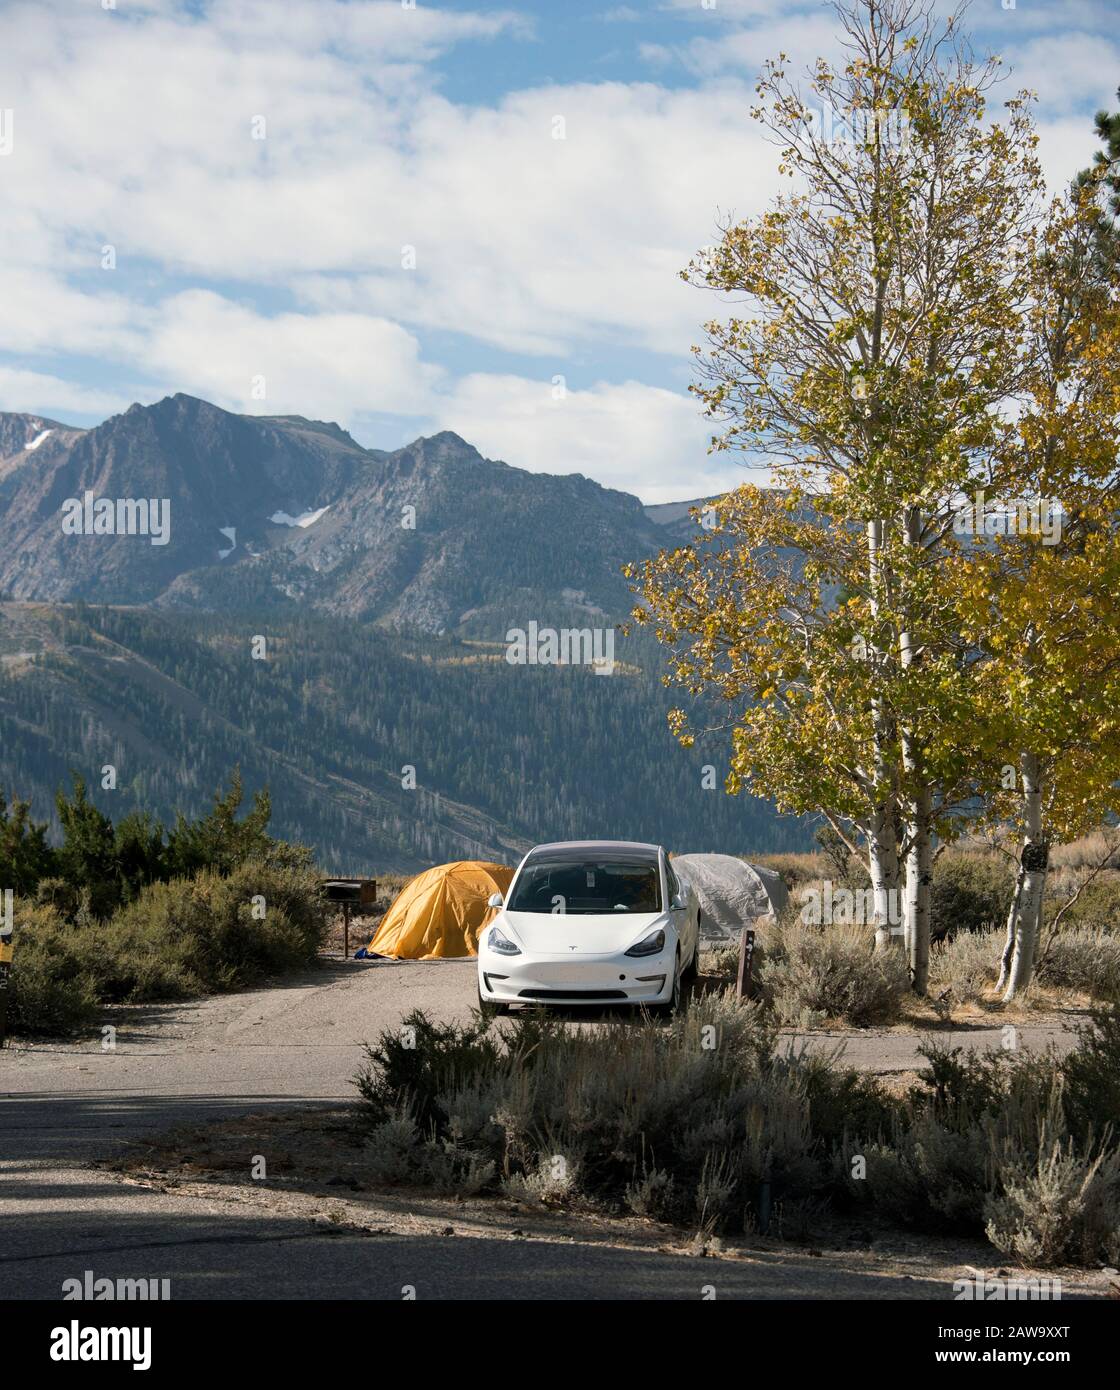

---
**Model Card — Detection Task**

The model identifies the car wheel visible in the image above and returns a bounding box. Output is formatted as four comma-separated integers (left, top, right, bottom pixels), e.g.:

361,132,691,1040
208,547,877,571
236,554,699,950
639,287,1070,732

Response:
651,951,682,1018
477,984,507,1018
682,930,701,983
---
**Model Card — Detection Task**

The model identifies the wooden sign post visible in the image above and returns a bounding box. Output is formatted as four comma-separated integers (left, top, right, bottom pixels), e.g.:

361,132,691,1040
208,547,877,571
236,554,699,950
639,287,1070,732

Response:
735,927,756,1001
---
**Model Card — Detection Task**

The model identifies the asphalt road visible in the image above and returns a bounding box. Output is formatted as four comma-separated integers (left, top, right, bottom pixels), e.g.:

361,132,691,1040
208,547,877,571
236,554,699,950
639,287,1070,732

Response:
0,957,1080,1301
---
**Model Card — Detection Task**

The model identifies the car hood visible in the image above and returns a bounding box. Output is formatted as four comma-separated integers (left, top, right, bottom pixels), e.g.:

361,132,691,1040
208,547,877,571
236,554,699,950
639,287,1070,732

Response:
497,910,667,955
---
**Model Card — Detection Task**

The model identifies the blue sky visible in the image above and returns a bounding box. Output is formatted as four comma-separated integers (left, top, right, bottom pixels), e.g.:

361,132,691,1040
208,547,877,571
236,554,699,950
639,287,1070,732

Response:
0,0,1116,501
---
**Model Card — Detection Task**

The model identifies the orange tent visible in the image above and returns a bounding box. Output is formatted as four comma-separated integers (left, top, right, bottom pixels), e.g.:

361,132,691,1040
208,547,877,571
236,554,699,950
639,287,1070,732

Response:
365,860,514,960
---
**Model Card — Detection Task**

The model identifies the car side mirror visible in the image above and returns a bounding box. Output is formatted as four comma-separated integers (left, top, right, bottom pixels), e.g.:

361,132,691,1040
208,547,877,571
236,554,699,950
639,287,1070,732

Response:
670,892,686,912
487,892,504,909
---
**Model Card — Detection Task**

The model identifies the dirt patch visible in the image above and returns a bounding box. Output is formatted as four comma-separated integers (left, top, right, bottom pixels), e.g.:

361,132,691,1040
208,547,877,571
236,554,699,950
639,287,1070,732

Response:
104,1105,1118,1300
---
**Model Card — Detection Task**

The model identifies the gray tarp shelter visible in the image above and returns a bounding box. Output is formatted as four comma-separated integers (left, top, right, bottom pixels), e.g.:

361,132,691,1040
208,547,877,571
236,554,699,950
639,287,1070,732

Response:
672,853,789,942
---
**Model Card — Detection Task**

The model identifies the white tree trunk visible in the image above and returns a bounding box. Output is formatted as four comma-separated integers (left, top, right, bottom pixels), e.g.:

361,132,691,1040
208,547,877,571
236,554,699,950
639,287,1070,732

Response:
868,799,900,950
898,506,931,992
996,862,1024,993
904,784,932,993
866,518,901,952
1002,752,1048,1003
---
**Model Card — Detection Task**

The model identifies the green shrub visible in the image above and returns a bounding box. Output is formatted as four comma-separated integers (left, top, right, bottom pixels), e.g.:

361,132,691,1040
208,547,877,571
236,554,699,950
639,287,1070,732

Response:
6,901,102,1035
165,773,312,880
706,944,740,980
361,1106,496,1196
0,795,57,895
841,1043,1025,1230
6,861,328,1034
25,771,313,920
799,1052,902,1147
756,915,910,1027
1061,1002,1120,1143
354,995,806,1226
931,855,1015,940
849,1039,1120,1262
33,877,82,917
984,1129,1120,1266
352,994,1120,1265
354,1010,505,1131
97,861,328,1000
908,1040,1019,1123
851,1114,994,1229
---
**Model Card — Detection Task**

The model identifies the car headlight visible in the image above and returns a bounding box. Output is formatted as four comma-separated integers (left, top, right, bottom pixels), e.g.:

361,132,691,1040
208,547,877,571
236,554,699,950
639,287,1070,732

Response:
625,928,665,958
488,926,521,956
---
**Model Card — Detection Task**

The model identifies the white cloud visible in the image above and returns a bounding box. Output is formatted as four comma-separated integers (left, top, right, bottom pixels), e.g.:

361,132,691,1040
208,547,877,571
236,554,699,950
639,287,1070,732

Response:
679,13,857,78
144,290,440,422
431,373,746,504
637,43,675,69
0,0,1115,503
1035,118,1108,199
658,0,798,16
0,1,777,360
0,368,133,420
294,81,778,356
0,269,150,358
1001,33,1120,117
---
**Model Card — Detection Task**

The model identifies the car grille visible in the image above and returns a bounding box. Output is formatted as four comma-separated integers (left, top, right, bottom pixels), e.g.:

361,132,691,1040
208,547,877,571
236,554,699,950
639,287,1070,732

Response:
517,988,628,1000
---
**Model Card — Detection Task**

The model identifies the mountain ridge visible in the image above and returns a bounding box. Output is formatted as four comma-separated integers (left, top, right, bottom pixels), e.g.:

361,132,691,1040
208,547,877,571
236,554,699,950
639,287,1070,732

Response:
0,395,696,634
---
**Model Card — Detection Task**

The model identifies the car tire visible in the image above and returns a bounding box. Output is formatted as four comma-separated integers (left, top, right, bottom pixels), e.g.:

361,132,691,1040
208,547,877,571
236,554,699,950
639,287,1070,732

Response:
651,951,682,1018
477,985,507,1018
682,930,701,983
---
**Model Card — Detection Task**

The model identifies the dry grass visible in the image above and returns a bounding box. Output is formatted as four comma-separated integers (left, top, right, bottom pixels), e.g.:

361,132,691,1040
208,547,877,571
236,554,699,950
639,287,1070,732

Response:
1048,829,1120,872
1038,925,1120,999
753,913,910,1028
928,927,1003,1008
752,851,831,889
709,916,1105,1026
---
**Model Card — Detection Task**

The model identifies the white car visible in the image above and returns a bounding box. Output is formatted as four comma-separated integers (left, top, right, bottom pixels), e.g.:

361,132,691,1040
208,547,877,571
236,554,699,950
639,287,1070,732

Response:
477,840,701,1016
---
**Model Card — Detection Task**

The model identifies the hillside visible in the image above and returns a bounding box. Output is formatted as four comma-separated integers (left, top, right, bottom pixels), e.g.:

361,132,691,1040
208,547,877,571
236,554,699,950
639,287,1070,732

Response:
0,602,807,872
0,395,811,867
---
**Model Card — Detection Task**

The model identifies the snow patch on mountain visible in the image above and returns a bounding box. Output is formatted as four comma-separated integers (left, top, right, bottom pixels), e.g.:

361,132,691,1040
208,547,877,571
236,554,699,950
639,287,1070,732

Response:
269,505,330,528
25,429,53,451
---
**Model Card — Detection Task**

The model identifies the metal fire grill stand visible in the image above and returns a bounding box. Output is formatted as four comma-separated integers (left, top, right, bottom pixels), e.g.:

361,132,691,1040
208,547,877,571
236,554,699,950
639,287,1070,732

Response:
320,879,378,959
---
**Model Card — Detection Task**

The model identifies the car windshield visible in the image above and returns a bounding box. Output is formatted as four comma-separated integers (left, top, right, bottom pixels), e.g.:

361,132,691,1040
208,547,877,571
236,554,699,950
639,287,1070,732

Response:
507,859,662,915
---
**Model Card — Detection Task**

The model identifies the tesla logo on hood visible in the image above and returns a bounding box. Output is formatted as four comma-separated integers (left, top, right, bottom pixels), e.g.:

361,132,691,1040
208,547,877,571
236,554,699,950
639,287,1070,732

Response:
569,945,577,951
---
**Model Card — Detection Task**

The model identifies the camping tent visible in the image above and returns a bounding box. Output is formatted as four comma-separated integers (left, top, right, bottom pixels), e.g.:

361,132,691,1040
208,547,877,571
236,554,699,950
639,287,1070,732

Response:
364,860,514,960
672,854,789,943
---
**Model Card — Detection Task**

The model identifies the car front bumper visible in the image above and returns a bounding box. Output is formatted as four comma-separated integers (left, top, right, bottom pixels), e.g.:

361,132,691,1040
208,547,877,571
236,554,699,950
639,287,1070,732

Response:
478,951,674,1006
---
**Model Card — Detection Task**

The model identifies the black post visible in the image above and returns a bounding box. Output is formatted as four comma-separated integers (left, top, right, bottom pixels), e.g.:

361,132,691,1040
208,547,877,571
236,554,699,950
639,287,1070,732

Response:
736,927,756,1000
